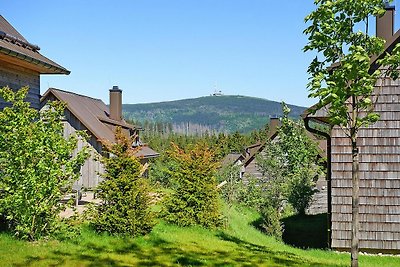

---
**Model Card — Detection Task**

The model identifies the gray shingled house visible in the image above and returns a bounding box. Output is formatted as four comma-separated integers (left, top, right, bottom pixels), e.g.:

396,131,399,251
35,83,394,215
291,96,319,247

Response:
303,5,400,253
0,15,69,109
41,87,159,189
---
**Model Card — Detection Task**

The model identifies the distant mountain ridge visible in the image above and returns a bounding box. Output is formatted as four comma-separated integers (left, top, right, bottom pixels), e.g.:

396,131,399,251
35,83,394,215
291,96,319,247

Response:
122,95,307,133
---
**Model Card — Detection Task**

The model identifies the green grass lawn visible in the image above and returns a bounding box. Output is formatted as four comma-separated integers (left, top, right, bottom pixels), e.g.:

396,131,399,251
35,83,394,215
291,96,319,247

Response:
0,207,399,266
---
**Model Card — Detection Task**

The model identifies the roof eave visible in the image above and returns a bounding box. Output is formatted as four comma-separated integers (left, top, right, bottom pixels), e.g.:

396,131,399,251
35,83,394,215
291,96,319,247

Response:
0,45,70,75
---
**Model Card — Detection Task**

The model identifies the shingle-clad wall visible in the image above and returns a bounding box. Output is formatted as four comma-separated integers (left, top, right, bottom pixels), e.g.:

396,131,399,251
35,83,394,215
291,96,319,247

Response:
0,60,40,110
63,109,105,189
330,77,400,252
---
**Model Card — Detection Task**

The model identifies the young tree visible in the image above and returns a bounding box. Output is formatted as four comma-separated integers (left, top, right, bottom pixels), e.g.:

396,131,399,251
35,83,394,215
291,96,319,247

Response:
163,143,222,228
304,1,400,265
257,104,322,215
93,127,155,236
0,86,88,240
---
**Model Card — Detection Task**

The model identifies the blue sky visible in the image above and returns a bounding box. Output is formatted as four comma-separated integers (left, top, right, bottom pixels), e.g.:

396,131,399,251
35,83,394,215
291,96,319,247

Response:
3,1,399,107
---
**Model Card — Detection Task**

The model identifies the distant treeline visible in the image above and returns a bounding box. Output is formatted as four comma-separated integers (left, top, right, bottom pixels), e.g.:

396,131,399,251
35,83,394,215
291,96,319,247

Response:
122,95,306,133
127,119,269,159
129,120,223,136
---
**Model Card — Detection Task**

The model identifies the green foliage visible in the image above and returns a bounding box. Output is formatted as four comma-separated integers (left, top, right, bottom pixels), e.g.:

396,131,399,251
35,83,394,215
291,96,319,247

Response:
0,86,88,240
92,127,154,236
304,0,400,132
4,206,399,267
257,104,323,215
236,176,267,211
216,164,242,207
288,170,319,215
163,143,222,228
143,128,269,190
260,205,284,240
303,3,400,264
251,104,324,239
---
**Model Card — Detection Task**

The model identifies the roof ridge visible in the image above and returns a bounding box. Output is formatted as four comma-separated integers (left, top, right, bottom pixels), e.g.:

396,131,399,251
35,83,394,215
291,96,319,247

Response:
48,88,103,102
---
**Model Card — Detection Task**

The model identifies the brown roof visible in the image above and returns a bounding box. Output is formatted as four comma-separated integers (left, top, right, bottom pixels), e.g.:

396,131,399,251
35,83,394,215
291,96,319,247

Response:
41,88,159,159
0,15,70,75
222,153,244,166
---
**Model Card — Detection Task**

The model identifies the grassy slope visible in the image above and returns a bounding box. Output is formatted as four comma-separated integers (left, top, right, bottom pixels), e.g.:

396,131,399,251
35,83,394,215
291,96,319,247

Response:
123,95,306,133
0,207,398,267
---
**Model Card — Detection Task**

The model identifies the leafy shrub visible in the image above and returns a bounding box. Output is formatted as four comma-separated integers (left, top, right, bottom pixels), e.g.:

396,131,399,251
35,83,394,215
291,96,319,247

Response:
236,176,267,211
0,87,88,240
163,143,222,228
92,128,154,236
216,163,242,206
260,205,284,240
288,169,319,215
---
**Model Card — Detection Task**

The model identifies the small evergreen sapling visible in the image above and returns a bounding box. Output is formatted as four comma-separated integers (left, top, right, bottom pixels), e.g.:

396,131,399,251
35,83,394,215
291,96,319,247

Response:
92,127,154,236
163,143,222,228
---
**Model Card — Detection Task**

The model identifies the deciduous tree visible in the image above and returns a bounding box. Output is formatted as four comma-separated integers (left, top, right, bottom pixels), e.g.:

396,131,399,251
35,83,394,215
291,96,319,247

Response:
304,1,400,265
0,86,88,240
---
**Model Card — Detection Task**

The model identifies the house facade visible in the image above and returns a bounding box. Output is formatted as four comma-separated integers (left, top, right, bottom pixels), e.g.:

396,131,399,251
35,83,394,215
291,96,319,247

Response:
303,6,400,253
0,15,69,109
41,86,159,189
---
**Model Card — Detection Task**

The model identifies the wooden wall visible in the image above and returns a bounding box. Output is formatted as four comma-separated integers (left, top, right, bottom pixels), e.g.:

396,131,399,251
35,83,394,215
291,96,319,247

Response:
244,158,264,180
0,60,40,109
63,109,105,189
330,77,400,252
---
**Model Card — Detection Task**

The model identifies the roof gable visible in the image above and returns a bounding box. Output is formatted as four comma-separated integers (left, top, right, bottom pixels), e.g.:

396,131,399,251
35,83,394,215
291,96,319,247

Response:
40,88,159,159
41,88,135,143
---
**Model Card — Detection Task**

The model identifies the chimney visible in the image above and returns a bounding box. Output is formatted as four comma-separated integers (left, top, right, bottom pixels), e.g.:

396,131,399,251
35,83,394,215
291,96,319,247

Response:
268,117,280,138
376,3,395,42
109,85,122,121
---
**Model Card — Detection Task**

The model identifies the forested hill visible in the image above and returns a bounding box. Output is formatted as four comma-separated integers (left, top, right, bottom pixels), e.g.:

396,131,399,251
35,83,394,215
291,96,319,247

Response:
123,95,307,133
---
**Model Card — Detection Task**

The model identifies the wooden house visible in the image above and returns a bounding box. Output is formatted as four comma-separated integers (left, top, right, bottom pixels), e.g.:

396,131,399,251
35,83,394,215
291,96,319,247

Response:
303,5,400,253
41,86,159,189
0,15,69,109
222,118,328,214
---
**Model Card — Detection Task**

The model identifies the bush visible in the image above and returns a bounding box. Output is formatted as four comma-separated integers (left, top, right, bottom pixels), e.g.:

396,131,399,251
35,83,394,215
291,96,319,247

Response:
236,176,267,211
163,143,222,228
92,128,154,236
261,205,284,240
216,163,242,206
0,87,88,240
288,169,318,215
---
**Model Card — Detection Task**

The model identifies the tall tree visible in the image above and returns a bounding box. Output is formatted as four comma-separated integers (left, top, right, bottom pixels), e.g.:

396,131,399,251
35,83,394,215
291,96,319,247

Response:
304,1,400,266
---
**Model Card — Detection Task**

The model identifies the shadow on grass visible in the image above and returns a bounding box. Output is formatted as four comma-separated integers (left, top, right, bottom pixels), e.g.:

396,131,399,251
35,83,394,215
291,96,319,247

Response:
281,213,329,249
12,223,341,267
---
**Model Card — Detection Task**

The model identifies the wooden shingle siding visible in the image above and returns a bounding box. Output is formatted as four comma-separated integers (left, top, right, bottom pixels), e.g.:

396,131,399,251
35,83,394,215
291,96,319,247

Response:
0,61,40,109
330,78,400,252
245,159,263,180
63,109,104,189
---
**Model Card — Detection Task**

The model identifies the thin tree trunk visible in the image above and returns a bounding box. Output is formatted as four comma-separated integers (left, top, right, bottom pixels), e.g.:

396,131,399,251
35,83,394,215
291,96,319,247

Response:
351,136,359,267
